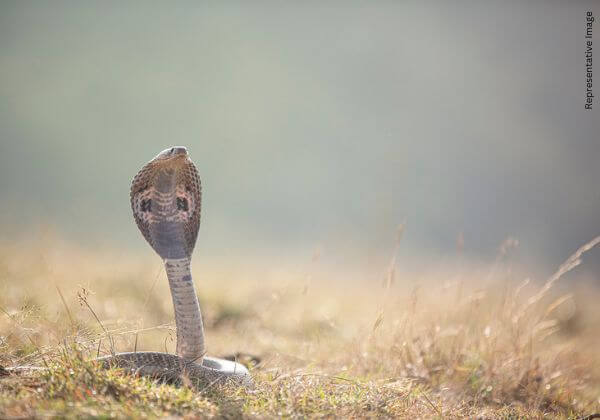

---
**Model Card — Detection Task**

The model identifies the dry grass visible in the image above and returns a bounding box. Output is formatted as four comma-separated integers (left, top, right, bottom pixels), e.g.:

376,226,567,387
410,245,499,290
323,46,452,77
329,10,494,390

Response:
0,232,599,418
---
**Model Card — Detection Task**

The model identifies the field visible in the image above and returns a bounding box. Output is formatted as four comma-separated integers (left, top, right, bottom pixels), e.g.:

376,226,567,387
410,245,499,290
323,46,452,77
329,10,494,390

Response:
1,233,599,419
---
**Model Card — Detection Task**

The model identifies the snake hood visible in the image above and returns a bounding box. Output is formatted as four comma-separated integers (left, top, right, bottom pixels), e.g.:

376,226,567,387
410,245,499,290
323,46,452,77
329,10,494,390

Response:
130,146,202,260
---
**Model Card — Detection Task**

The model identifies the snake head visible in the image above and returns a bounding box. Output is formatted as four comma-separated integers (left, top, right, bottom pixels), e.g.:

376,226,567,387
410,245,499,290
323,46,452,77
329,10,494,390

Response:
154,146,189,163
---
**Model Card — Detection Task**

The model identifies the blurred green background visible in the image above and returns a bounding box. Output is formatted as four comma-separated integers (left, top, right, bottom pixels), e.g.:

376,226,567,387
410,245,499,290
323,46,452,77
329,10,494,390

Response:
0,2,598,271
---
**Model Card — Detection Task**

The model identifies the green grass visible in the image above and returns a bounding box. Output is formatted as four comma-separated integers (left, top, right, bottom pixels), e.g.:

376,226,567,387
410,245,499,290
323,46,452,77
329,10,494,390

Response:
1,235,599,418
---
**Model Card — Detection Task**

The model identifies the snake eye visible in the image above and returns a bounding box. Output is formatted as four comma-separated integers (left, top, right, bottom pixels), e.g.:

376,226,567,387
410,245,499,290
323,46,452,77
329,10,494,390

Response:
177,197,189,211
141,199,152,212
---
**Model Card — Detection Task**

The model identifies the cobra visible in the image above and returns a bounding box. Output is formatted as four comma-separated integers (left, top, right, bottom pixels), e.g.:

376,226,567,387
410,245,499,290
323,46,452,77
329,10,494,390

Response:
96,146,250,386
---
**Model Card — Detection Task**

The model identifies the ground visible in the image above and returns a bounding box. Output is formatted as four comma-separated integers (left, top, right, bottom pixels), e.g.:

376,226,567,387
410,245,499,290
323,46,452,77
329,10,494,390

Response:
0,234,599,419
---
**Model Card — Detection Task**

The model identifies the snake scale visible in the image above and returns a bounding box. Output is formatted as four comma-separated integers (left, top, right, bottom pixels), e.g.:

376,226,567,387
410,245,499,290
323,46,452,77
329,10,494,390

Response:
9,147,251,388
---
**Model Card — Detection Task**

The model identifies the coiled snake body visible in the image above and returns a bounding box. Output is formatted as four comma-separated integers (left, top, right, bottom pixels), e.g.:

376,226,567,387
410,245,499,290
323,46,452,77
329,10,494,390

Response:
10,147,250,387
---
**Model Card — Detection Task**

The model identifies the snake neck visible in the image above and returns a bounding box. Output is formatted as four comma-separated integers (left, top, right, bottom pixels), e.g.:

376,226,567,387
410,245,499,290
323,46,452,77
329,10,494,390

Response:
164,257,205,362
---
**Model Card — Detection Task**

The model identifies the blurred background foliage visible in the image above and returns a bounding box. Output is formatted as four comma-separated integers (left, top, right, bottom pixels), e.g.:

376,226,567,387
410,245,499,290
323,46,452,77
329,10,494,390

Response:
0,2,598,276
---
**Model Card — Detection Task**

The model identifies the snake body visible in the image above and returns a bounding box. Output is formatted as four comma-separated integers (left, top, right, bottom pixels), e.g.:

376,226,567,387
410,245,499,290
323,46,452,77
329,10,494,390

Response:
98,146,250,386
8,147,250,387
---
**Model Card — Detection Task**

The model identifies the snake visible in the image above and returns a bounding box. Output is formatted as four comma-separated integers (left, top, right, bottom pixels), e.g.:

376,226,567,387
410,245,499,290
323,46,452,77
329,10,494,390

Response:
6,147,251,388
